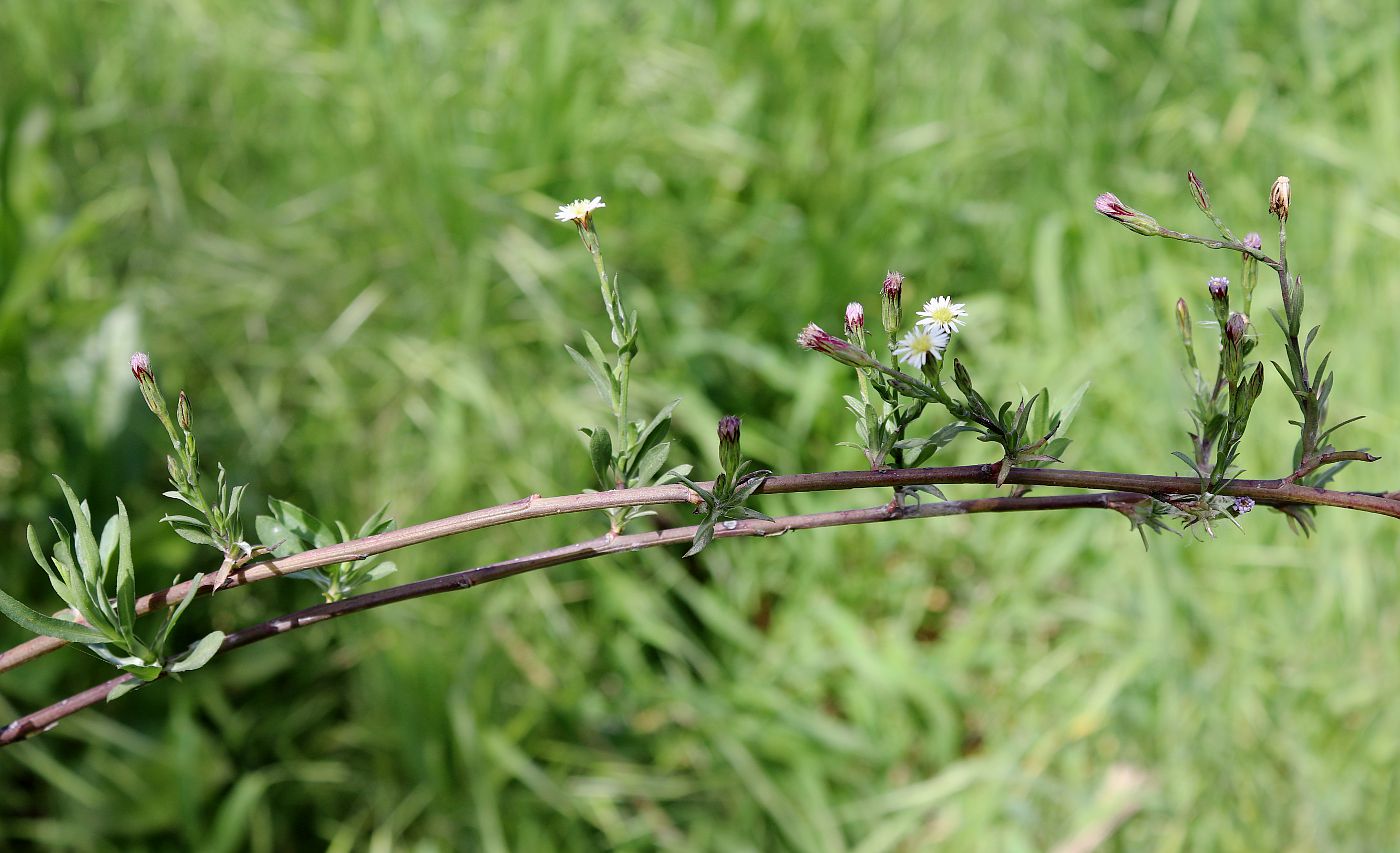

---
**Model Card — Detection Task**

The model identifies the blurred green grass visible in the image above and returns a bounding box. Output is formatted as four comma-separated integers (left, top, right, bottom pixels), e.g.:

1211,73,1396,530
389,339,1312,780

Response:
3,0,1400,848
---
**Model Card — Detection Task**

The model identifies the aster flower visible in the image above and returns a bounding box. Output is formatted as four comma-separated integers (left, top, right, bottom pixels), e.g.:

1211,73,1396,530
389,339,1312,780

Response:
1233,496,1256,515
916,296,969,334
891,326,949,368
555,196,606,226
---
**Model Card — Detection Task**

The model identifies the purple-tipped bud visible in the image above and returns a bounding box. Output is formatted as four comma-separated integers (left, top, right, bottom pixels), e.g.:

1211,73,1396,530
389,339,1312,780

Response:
1269,176,1291,221
844,302,865,335
177,390,192,431
717,415,742,477
130,352,152,382
1095,192,1162,236
1187,170,1210,212
1208,276,1230,301
1243,232,1262,251
797,322,881,370
1232,496,1255,515
1225,312,1248,345
881,271,904,334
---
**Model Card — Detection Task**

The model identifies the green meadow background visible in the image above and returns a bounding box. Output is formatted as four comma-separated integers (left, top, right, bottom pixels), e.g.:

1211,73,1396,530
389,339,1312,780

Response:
3,0,1400,849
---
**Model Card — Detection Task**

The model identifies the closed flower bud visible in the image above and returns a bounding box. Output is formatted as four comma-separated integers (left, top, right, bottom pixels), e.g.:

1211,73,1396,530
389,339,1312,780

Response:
1187,170,1210,212
1225,312,1248,345
177,390,193,432
1269,176,1291,221
717,415,742,478
1175,298,1197,369
844,301,864,335
1243,232,1262,251
797,322,881,371
1094,192,1162,236
881,271,904,334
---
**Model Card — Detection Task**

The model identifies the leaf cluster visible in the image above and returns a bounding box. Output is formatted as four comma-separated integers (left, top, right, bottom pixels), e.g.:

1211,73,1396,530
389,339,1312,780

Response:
255,499,398,602
0,476,223,696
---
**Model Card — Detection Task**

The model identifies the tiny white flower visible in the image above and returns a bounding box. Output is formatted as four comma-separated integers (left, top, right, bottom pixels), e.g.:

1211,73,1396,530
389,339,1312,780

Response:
916,296,969,334
555,196,606,225
891,326,949,368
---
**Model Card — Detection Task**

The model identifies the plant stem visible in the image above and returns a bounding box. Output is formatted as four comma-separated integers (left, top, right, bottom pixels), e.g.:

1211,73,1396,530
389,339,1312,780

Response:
0,490,1151,746
4,462,1400,676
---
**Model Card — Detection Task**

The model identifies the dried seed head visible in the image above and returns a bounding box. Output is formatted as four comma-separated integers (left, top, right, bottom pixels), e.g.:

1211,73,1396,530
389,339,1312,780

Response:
1269,176,1291,221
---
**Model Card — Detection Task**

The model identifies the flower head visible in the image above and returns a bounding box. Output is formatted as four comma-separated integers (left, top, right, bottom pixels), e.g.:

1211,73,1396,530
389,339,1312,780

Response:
1208,276,1229,300
1094,192,1162,236
1269,177,1290,221
844,302,865,335
797,323,881,370
1232,496,1256,515
1243,232,1263,251
891,326,950,368
555,196,606,226
916,296,968,334
130,352,152,382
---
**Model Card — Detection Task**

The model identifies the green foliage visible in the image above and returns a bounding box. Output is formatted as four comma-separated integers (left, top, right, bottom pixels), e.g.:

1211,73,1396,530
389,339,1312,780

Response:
0,477,223,687
254,499,398,602
4,0,1400,850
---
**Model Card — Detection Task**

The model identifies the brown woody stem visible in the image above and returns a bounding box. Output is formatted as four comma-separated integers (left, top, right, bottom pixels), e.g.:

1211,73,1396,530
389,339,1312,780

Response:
3,463,1399,677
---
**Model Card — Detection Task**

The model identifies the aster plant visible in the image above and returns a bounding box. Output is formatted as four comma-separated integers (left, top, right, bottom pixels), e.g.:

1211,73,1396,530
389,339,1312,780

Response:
3,173,1400,744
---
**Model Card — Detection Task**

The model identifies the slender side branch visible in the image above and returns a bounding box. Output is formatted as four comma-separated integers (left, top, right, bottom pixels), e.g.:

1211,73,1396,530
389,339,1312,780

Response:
0,491,1144,746
5,464,1400,676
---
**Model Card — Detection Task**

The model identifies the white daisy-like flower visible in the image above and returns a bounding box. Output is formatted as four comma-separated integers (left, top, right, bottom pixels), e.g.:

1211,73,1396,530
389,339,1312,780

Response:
891,326,950,368
555,196,606,225
916,296,969,334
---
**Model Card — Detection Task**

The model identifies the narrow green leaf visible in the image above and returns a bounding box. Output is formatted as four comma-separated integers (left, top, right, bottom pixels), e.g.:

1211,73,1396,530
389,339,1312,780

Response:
255,515,303,558
54,476,102,583
115,499,137,647
0,587,110,644
168,631,226,673
154,572,205,655
565,345,615,407
106,680,143,702
588,426,614,489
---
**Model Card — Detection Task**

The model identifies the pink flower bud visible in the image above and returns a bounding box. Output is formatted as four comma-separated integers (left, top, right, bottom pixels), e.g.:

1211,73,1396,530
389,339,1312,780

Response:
130,352,152,382
1094,192,1162,236
844,302,864,335
1243,232,1262,251
1208,276,1229,301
